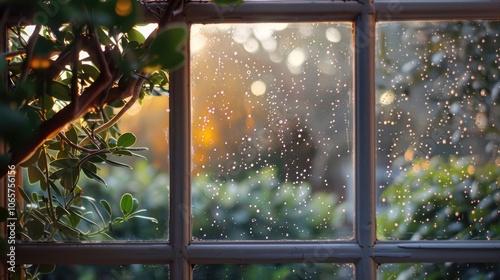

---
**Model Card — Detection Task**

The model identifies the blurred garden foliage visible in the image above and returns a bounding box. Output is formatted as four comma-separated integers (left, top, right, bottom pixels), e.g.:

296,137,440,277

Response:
376,21,500,279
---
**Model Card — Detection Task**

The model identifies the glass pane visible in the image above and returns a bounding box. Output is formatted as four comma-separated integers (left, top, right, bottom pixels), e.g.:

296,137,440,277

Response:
20,96,169,241
5,22,169,242
191,23,354,240
16,264,168,279
194,263,353,279
378,263,500,280
376,21,500,240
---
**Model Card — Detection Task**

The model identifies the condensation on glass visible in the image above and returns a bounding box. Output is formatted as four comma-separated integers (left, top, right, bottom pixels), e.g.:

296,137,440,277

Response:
193,263,354,279
378,263,500,280
376,21,500,240
191,23,354,240
19,264,169,279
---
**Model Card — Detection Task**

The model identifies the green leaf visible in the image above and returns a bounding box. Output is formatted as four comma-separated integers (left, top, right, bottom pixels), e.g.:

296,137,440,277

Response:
25,219,45,240
117,132,136,147
120,193,134,215
128,28,146,44
65,209,81,228
113,150,133,157
27,164,44,185
107,99,126,108
95,25,113,46
71,188,83,201
88,154,107,163
123,147,149,151
85,197,106,226
55,206,71,219
59,167,80,191
130,152,147,160
70,208,99,227
131,198,139,213
146,25,187,70
65,125,79,144
46,141,62,150
37,264,56,274
132,215,158,223
82,165,108,187
40,94,54,113
31,192,40,205
51,158,79,169
105,159,132,169
54,221,81,237
48,81,71,101
18,186,33,204
80,64,100,81
100,199,112,217
31,209,51,225
38,148,48,173
48,181,63,197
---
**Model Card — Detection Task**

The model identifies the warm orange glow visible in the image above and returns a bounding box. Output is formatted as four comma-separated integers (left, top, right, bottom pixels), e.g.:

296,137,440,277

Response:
467,165,475,175
412,163,421,173
195,125,218,147
421,160,430,170
30,57,51,69
193,152,206,168
404,147,414,162
245,116,255,129
115,0,133,16
245,106,255,129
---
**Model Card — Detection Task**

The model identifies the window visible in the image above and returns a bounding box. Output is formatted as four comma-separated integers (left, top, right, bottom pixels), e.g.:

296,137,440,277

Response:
3,0,500,279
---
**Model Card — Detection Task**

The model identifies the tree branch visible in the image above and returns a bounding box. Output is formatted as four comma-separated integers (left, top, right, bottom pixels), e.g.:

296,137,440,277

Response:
1,25,113,176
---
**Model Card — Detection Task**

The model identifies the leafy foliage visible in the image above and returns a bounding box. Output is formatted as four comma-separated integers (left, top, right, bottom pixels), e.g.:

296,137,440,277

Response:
378,157,500,278
0,0,241,278
0,0,183,278
193,167,349,240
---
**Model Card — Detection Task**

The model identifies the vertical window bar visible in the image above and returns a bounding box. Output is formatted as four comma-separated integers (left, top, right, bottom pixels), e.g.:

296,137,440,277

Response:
0,14,8,280
169,21,193,280
354,1,377,279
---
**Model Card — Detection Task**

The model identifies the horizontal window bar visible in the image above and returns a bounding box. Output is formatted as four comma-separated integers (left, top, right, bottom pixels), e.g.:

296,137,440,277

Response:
375,1,500,21
5,1,500,25
183,2,362,23
374,241,500,263
150,1,500,23
14,240,500,265
14,242,172,265
187,241,362,264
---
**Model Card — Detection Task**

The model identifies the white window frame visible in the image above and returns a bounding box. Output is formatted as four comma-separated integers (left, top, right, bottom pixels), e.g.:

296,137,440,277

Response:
8,1,500,279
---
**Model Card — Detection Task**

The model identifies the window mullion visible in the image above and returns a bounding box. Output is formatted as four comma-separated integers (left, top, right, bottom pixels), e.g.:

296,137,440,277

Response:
169,20,193,280
183,1,362,23
1,21,8,280
187,241,362,264
354,1,377,279
375,0,500,21
374,241,500,263
16,242,172,264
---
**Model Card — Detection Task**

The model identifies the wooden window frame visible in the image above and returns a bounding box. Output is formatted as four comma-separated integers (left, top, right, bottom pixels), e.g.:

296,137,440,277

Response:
2,1,500,279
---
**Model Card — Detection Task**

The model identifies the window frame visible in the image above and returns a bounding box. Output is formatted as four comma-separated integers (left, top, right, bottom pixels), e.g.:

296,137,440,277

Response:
6,1,500,279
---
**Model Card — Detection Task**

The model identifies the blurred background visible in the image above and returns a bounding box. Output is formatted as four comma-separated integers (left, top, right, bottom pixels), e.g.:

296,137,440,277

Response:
37,20,499,279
